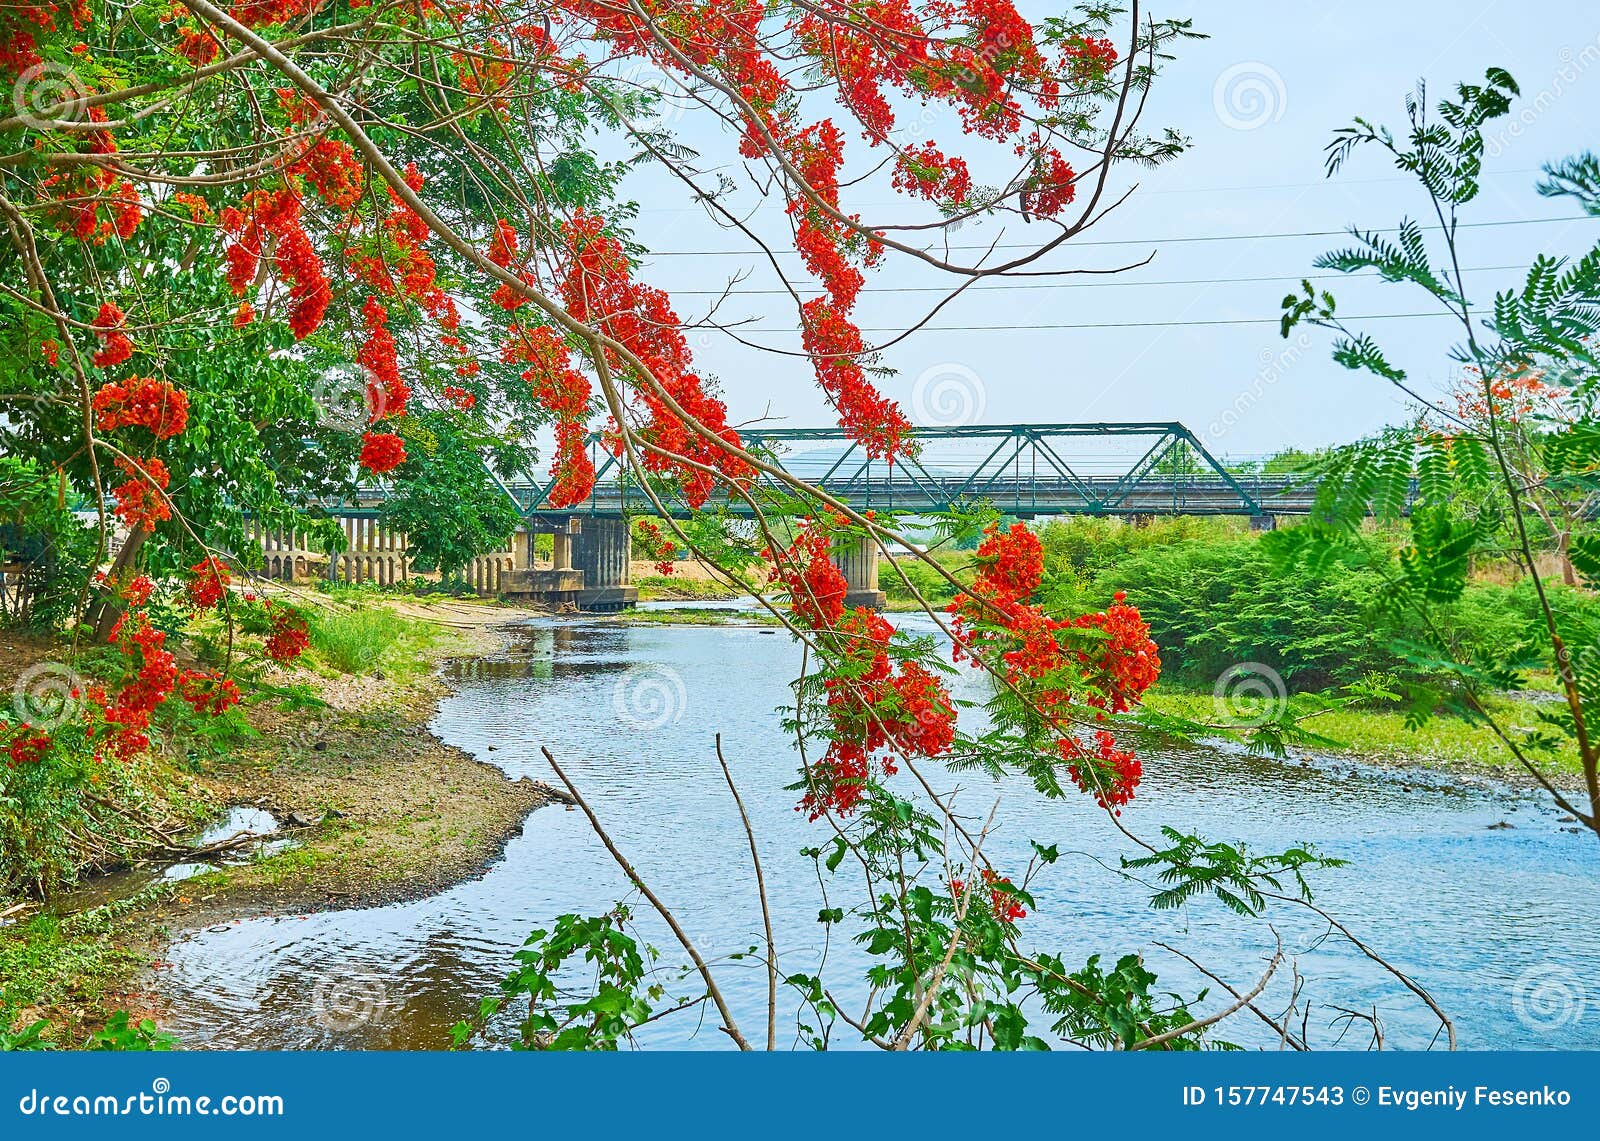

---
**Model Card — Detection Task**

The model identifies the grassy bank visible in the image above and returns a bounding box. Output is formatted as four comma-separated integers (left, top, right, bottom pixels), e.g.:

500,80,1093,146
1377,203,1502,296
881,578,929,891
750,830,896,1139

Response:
0,597,561,1046
1140,685,1578,779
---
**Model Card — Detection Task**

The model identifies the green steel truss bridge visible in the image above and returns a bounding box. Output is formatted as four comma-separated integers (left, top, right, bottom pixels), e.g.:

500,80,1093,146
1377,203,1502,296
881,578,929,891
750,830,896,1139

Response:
505,422,1315,521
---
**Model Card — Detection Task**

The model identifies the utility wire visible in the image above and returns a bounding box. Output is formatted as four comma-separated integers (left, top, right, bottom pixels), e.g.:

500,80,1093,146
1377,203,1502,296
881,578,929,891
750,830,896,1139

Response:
642,214,1598,257
661,264,1526,296
716,311,1459,335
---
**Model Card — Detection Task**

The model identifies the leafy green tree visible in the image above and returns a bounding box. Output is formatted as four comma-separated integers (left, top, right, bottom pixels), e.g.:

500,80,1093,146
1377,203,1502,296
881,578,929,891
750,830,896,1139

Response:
1280,68,1600,838
376,414,523,576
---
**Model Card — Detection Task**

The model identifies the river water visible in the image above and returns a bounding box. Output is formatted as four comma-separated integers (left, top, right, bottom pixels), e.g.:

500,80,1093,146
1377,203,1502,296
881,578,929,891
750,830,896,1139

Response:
155,608,1600,1050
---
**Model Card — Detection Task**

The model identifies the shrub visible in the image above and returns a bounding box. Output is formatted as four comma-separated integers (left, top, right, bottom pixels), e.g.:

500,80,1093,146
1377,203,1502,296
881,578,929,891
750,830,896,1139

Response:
309,608,414,674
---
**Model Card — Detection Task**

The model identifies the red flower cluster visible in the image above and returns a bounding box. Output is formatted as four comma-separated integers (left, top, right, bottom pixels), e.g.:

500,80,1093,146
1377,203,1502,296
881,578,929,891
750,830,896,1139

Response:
101,609,179,760
109,456,171,530
772,517,958,818
1021,148,1077,219
89,302,134,368
553,210,749,508
770,517,848,629
284,116,366,212
949,523,1159,812
175,670,241,716
1058,728,1141,812
892,142,973,205
952,867,1027,924
220,187,330,340
174,25,220,66
635,519,676,576
4,726,52,767
92,376,189,439
264,606,310,663
359,431,406,474
800,299,910,460
185,556,230,610
801,606,956,818
359,296,408,419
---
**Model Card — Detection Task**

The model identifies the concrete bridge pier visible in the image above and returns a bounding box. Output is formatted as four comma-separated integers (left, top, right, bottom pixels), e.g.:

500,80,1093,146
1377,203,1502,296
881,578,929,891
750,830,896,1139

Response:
1250,514,1277,532
500,517,584,607
833,535,886,610
573,517,638,612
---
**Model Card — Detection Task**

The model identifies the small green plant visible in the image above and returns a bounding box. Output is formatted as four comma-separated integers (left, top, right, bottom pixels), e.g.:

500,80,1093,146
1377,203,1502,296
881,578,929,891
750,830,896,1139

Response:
310,608,414,674
85,1011,176,1051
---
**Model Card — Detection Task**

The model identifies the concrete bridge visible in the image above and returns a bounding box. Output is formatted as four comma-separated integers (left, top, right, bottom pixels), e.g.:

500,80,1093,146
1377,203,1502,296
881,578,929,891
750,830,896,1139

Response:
259,422,1317,610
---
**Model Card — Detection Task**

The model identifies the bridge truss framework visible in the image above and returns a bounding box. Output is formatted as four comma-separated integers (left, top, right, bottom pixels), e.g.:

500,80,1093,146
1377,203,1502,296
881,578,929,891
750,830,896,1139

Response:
507,422,1313,521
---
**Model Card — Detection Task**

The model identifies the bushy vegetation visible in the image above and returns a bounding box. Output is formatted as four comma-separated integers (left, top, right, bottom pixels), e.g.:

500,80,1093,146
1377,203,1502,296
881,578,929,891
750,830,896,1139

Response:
893,516,1596,699
309,607,427,676
0,458,98,631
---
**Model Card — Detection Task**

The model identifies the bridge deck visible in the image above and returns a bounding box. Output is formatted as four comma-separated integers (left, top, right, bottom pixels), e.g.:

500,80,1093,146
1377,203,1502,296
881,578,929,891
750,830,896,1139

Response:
508,423,1317,519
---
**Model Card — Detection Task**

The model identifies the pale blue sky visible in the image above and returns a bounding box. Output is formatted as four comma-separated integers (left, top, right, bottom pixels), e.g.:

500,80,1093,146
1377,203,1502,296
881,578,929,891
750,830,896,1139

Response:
615,1,1600,463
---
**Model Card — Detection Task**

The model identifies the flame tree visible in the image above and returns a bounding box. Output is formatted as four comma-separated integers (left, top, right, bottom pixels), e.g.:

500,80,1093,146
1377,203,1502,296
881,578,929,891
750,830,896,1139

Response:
1,1,1454,1047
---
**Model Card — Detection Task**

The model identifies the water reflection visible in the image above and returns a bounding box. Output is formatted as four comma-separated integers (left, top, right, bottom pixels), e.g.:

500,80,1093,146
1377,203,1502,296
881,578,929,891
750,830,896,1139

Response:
156,612,1598,1050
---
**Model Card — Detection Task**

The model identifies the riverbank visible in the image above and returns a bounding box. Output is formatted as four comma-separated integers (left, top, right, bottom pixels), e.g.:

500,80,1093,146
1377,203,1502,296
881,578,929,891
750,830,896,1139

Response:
0,599,564,1046
1139,686,1587,787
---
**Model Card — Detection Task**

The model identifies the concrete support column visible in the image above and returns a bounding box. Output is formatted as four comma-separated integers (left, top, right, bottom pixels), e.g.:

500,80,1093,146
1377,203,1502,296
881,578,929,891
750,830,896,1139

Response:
572,517,637,611
833,535,886,610
552,531,573,572
1250,514,1277,532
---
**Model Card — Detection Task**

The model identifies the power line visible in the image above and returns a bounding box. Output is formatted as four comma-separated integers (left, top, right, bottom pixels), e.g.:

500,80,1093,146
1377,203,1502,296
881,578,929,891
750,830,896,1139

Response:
661,264,1526,297
717,311,1457,335
635,166,1550,213
641,214,1598,257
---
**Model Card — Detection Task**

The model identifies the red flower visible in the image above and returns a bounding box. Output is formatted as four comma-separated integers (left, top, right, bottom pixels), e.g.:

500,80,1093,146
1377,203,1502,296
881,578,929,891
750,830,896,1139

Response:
109,456,171,530
264,606,310,662
185,557,231,609
359,431,406,473
92,376,189,439
176,670,241,716
90,302,134,367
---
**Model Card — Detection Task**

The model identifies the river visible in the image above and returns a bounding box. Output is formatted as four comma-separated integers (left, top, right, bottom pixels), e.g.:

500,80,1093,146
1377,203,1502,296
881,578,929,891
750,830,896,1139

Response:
154,607,1600,1050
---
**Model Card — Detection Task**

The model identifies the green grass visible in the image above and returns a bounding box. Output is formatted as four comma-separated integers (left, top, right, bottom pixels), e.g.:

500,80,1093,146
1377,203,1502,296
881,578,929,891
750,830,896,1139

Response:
634,574,745,601
1141,685,1579,774
309,607,433,676
0,894,170,1044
